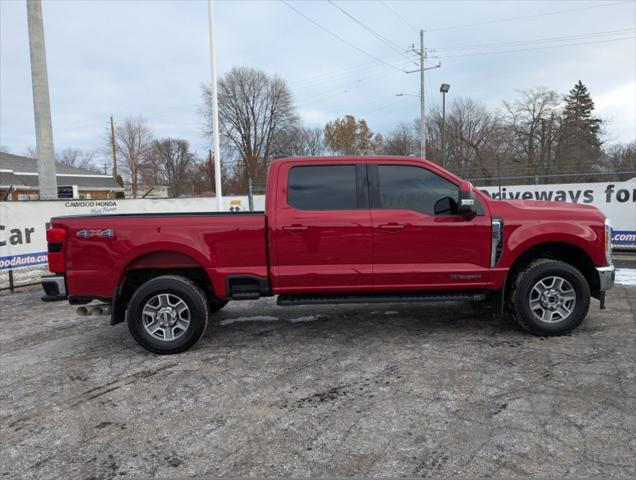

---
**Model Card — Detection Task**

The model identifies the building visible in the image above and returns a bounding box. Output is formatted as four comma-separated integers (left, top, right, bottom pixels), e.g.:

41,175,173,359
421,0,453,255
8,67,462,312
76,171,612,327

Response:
124,183,172,199
0,152,124,200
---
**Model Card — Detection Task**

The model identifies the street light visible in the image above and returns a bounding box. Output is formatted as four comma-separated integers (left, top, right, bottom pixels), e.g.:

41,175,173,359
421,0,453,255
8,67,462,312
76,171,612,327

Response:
440,83,450,168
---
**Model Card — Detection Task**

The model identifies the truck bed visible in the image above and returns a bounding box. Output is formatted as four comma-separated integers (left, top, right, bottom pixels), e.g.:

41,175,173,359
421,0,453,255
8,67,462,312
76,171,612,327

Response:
50,212,268,299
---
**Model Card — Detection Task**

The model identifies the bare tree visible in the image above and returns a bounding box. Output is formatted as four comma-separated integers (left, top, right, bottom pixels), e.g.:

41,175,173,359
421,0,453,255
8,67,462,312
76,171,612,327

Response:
114,117,153,198
272,126,325,157
23,146,38,159
191,149,241,197
145,138,195,197
55,148,99,172
504,88,560,178
422,99,497,179
384,122,418,156
202,66,299,190
599,142,636,180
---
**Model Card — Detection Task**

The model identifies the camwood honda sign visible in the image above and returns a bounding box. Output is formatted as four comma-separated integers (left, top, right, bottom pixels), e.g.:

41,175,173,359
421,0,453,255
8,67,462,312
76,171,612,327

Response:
0,179,634,271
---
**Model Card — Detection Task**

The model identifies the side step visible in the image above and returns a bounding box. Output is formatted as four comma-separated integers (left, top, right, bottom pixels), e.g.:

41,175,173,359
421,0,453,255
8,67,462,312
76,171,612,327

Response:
231,292,261,300
277,291,486,306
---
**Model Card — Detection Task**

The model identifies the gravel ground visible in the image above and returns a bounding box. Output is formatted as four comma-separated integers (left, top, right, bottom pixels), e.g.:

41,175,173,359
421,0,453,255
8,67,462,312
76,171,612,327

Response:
1,286,635,479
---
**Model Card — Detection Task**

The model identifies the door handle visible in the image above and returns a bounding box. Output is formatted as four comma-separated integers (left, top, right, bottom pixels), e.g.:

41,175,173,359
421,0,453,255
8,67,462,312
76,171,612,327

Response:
378,223,405,231
283,224,308,233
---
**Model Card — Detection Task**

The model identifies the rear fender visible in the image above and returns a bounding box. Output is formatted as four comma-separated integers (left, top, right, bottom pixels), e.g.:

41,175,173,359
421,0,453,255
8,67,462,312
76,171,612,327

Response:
116,243,212,287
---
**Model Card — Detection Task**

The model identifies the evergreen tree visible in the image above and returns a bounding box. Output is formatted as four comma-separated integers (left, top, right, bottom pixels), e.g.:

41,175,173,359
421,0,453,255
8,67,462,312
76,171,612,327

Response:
557,81,603,175
563,81,602,134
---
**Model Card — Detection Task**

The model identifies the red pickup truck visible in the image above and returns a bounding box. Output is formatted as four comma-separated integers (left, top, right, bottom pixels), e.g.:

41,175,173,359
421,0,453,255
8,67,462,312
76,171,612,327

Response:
41,156,615,354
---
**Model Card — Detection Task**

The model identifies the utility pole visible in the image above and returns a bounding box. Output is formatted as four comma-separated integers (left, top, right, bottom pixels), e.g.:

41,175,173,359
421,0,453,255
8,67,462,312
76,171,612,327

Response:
208,149,214,193
441,90,446,166
248,178,254,212
208,0,223,211
420,29,425,160
440,83,450,168
26,0,57,199
406,30,440,161
109,115,118,178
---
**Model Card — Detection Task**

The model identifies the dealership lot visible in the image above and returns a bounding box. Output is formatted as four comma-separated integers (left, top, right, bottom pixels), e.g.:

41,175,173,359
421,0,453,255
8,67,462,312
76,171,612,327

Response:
1,285,635,478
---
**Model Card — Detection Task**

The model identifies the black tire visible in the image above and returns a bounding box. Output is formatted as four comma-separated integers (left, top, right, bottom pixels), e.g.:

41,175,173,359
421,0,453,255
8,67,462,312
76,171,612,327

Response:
507,259,590,336
127,275,208,354
208,298,228,313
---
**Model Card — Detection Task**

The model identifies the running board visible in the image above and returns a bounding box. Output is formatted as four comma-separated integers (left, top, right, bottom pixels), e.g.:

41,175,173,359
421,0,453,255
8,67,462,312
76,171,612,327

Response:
277,291,486,306
231,292,261,300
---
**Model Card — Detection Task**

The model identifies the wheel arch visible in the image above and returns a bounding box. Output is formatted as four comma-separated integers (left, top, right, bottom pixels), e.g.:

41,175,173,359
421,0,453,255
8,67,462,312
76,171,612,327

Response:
506,242,599,296
112,250,216,325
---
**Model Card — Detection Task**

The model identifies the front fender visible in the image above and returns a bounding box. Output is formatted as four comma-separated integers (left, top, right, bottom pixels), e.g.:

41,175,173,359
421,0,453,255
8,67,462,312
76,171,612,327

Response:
504,221,602,267
487,221,605,291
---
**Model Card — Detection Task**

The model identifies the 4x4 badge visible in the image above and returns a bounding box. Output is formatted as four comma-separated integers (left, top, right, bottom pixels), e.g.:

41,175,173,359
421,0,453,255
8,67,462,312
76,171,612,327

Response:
76,229,114,238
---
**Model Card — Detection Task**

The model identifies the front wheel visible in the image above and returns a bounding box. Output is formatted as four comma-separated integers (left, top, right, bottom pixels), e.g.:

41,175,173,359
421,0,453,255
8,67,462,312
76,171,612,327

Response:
508,259,590,336
127,275,208,354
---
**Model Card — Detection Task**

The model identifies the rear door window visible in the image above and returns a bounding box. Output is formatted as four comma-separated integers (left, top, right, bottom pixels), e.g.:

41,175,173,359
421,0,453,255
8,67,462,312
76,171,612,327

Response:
288,165,359,210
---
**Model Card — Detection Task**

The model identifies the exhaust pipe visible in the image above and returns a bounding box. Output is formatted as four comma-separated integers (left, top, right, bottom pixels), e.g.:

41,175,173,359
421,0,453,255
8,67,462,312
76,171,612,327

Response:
76,304,111,316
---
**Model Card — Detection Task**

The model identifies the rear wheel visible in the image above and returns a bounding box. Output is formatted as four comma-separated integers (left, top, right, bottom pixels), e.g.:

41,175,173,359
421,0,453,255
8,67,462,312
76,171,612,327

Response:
127,275,208,354
508,259,590,336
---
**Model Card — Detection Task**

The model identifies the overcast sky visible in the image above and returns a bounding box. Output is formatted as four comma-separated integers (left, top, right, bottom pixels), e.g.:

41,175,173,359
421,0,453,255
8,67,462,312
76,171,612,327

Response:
1,0,635,166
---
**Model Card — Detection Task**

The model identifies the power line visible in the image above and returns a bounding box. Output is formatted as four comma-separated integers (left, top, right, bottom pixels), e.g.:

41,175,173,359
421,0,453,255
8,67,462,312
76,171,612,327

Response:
362,95,410,116
438,35,636,58
435,27,636,51
379,0,419,33
327,0,405,55
279,0,405,73
295,68,401,109
289,53,407,90
428,1,627,32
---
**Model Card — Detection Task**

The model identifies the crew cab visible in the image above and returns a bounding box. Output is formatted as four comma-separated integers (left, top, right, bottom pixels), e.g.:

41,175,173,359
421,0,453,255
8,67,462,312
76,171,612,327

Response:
41,156,615,354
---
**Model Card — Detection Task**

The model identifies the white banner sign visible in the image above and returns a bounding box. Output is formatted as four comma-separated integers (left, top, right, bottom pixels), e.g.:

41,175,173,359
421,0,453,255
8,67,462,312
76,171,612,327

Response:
479,178,635,248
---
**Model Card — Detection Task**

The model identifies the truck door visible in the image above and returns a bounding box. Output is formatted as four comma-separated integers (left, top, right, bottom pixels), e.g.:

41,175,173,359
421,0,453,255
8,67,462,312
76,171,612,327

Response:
270,161,372,293
369,163,492,290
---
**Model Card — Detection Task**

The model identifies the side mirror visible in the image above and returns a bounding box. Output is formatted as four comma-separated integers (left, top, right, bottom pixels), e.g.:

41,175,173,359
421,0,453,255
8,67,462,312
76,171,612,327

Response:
434,196,458,215
457,181,477,219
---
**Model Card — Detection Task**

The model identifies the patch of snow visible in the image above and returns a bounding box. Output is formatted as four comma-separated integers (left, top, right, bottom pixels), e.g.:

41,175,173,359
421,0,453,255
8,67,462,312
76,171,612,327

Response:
289,315,324,323
220,315,280,326
615,268,636,287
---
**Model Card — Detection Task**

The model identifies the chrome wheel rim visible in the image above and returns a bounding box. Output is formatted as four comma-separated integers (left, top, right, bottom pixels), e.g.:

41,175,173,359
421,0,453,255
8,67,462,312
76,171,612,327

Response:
142,293,190,341
529,275,576,323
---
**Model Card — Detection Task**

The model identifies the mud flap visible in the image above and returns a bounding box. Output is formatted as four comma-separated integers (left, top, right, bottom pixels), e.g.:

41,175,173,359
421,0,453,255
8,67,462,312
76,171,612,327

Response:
599,291,606,310
493,278,507,320
110,285,126,325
